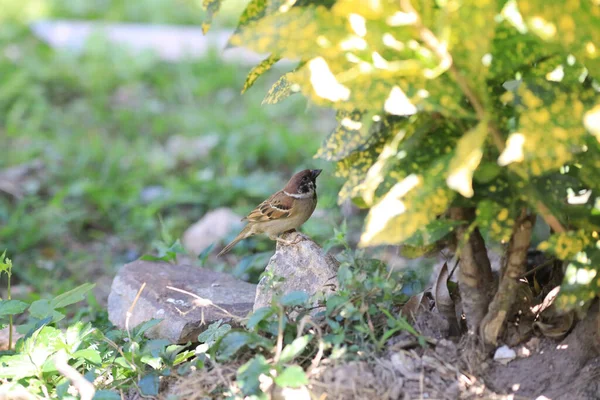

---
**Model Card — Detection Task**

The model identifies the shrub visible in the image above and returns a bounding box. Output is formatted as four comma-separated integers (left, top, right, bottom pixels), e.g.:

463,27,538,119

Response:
204,0,600,344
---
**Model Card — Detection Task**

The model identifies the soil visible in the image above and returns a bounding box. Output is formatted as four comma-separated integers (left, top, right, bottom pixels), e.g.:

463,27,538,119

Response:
164,303,600,400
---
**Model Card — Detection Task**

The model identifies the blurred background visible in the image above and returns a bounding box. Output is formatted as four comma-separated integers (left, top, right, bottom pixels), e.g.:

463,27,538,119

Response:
0,0,348,303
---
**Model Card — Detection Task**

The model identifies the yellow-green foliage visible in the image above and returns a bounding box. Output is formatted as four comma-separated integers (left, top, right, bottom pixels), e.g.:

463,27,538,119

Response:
209,0,600,309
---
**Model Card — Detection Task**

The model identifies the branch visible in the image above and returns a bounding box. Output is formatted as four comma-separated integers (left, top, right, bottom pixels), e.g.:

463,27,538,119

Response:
399,0,566,234
54,350,96,400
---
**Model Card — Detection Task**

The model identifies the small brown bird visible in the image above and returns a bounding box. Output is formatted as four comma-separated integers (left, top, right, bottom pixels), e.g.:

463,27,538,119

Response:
217,169,322,256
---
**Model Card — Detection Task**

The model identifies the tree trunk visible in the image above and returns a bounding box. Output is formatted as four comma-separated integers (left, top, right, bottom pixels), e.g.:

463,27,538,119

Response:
450,207,494,335
480,210,535,345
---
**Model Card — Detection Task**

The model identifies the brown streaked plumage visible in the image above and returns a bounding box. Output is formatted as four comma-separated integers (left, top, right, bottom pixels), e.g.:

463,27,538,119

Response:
217,169,321,256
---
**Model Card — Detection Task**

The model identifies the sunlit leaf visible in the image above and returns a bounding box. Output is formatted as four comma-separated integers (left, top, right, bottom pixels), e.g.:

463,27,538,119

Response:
274,365,308,388
360,158,455,247
242,54,281,94
538,230,591,261
446,122,488,198
476,199,517,244
262,72,296,104
201,0,223,34
279,334,313,363
518,0,600,73
502,79,597,175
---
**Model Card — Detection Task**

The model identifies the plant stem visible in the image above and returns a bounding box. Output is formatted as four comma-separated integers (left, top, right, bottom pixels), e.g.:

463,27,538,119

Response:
8,267,12,351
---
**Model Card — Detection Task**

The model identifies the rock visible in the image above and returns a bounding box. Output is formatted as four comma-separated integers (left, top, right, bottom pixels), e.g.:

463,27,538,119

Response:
493,345,517,365
253,231,339,311
182,208,242,256
107,260,256,343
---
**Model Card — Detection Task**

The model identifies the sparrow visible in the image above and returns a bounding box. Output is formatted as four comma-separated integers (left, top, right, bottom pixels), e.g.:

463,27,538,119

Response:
217,169,322,256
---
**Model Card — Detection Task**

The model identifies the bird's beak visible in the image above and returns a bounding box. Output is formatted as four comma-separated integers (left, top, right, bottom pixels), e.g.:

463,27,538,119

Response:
311,169,322,179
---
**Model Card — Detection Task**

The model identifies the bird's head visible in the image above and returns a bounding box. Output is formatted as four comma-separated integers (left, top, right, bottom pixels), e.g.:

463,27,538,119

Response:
284,169,322,196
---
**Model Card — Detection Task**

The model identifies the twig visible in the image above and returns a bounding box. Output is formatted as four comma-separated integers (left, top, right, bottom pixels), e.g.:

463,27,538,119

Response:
273,306,285,363
519,258,556,279
165,286,242,322
126,282,146,342
54,350,96,400
399,0,566,234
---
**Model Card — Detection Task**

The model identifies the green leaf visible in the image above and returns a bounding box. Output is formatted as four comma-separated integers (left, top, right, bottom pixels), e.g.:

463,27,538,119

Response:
538,230,591,261
360,158,455,247
201,0,223,34
198,320,232,346
73,349,102,365
133,318,163,340
138,374,160,396
197,243,214,267
0,354,38,379
518,0,600,73
499,80,596,176
229,6,347,59
0,299,29,317
93,390,121,400
402,219,463,247
317,110,371,161
279,291,309,307
0,250,11,276
246,306,275,330
28,300,64,322
51,283,95,309
552,241,600,310
446,122,488,198
476,200,517,244
279,335,312,364
242,54,281,94
262,72,296,105
274,365,308,388
216,330,271,361
444,0,500,98
237,355,270,396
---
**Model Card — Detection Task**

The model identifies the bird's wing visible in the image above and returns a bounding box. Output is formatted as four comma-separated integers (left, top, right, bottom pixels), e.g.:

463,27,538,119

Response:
242,190,294,222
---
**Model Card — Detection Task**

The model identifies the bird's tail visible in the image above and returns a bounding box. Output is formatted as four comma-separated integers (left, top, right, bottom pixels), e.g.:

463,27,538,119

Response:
217,226,251,257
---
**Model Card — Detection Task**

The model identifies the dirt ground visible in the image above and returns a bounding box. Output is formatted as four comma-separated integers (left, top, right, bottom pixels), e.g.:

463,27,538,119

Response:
164,305,600,400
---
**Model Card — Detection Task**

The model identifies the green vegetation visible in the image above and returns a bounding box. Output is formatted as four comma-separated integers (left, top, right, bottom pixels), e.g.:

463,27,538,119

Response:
2,0,600,398
207,0,600,345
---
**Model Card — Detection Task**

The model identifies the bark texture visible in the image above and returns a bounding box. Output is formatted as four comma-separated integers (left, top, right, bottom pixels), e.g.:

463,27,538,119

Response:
480,211,535,345
450,207,494,335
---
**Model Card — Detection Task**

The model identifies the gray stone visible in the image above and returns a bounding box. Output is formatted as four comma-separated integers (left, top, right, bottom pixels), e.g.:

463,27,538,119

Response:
107,260,256,343
182,207,242,257
254,231,339,311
